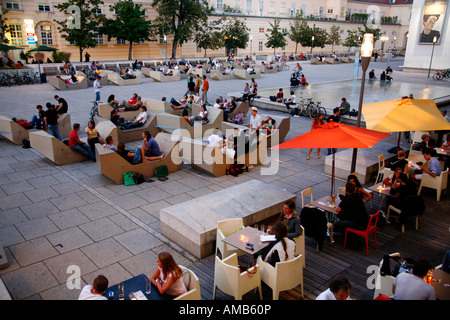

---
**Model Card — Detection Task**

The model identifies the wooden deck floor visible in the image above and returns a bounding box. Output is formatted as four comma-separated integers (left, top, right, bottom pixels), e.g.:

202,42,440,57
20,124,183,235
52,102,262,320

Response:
187,188,450,301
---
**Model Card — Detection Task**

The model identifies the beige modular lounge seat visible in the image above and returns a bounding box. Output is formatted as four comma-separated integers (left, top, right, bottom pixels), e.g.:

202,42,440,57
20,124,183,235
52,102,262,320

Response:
97,103,141,121
0,113,71,145
310,57,326,65
142,68,181,82
107,70,142,86
48,74,88,90
178,132,268,177
77,70,111,87
29,130,88,165
156,105,223,139
233,68,261,80
117,112,160,144
210,69,235,80
93,116,118,147
325,57,342,64
341,57,355,63
143,98,185,116
226,100,250,121
95,132,182,184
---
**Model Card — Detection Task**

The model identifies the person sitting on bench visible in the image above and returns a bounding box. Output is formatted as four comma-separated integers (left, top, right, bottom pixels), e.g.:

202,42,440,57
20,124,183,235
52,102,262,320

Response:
120,106,148,130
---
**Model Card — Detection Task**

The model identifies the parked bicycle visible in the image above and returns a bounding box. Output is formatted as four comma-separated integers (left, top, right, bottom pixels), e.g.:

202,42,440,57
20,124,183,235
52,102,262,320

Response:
432,69,450,81
89,100,99,122
299,98,327,119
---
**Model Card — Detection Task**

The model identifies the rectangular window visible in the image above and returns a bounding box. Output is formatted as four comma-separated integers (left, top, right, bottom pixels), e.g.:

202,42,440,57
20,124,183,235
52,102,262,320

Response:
259,27,264,33
234,0,240,10
9,24,24,45
258,1,263,16
40,25,53,45
217,0,223,9
93,32,104,45
258,41,263,51
327,8,333,14
246,0,252,12
38,4,51,12
301,5,306,16
269,2,275,14
116,38,126,45
290,4,296,18
5,2,20,10
94,8,102,15
159,35,167,45
319,7,324,16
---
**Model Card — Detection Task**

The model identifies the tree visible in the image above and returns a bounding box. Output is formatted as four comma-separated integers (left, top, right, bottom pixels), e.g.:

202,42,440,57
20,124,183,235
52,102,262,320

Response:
0,11,9,48
54,0,105,62
343,30,360,51
194,18,225,57
101,1,154,60
265,20,287,55
357,24,382,47
309,24,328,53
152,0,210,58
288,14,307,54
223,17,250,56
327,25,341,52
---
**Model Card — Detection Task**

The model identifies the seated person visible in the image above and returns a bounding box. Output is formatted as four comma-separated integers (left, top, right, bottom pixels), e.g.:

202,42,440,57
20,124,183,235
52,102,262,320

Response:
300,75,308,85
110,109,125,125
30,105,46,129
12,117,33,129
368,69,376,79
222,96,237,122
388,149,409,173
107,94,120,110
268,200,301,239
207,128,226,148
409,148,442,185
383,166,404,187
347,174,373,205
78,275,108,300
276,88,285,103
69,123,96,160
260,222,296,267
141,130,164,162
316,276,352,300
261,116,276,135
151,252,187,298
105,135,117,151
412,134,433,152
181,105,207,126
290,73,300,86
339,98,350,116
120,106,148,130
388,173,419,220
223,66,232,75
393,258,436,300
380,71,386,81
246,66,255,74
119,93,140,111
85,120,103,154
334,182,370,234
285,91,298,115
115,141,142,164
121,68,136,79
230,111,244,124
170,96,188,110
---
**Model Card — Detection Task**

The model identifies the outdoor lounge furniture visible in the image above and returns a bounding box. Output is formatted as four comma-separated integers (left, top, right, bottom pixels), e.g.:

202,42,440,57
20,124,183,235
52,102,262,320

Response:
341,57,355,63
160,179,296,258
0,113,71,145
178,131,268,177
117,112,159,144
95,132,182,184
216,218,247,260
257,253,304,300
325,57,342,64
210,69,235,80
310,57,326,65
42,67,60,76
156,105,223,139
48,74,88,90
29,130,89,165
144,98,185,116
97,103,141,121
233,68,261,80
417,168,449,201
107,70,142,85
142,68,181,82
373,252,400,299
175,266,202,300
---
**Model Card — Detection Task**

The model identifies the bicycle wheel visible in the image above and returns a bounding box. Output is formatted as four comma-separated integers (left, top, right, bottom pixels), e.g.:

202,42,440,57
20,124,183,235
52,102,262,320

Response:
299,104,309,117
433,73,443,81
284,65,290,71
307,105,317,119
318,106,327,118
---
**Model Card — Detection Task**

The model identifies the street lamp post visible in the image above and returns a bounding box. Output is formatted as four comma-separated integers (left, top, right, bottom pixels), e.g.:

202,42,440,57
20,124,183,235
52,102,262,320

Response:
250,35,253,57
164,34,167,64
427,36,437,78
311,36,314,54
350,33,374,173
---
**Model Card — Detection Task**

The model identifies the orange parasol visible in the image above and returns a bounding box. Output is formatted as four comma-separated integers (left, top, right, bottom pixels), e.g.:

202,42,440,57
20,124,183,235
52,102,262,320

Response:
271,122,391,195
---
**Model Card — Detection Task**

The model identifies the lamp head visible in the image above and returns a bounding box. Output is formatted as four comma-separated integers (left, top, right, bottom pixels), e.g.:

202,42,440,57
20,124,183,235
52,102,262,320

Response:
361,33,374,58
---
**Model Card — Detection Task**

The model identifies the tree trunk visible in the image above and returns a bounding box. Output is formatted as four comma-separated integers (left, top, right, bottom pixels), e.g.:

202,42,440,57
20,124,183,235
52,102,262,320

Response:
295,42,298,54
204,48,207,58
128,42,133,61
79,47,83,63
171,41,177,59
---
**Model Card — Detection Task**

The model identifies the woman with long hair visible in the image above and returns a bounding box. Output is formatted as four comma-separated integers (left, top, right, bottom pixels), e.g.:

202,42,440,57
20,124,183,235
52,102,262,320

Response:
151,252,187,297
347,174,373,204
307,113,324,160
263,222,296,267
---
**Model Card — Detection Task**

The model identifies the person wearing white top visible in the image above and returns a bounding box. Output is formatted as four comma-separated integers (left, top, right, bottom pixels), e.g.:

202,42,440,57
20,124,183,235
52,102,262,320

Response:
393,258,436,300
93,76,102,102
249,107,262,135
78,275,109,300
316,276,352,300
121,106,148,130
285,91,298,116
208,129,225,147
260,222,295,267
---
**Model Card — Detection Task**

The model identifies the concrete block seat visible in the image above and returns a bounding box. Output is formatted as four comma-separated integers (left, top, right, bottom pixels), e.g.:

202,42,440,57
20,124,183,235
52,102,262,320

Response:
210,69,235,80
144,98,185,116
155,105,223,139
43,66,60,76
325,57,342,64
107,71,142,86
341,57,355,63
77,70,111,87
48,74,89,90
93,116,118,147
29,130,89,165
95,132,182,184
222,113,290,148
141,68,181,82
226,100,250,121
160,179,297,259
189,68,209,78
98,103,142,121
179,132,268,177
0,113,71,145
117,112,160,144
310,57,326,65
254,64,277,74
233,68,261,80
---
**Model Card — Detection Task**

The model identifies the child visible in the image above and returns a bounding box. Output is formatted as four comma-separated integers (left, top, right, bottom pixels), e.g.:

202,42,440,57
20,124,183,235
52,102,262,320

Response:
231,111,244,124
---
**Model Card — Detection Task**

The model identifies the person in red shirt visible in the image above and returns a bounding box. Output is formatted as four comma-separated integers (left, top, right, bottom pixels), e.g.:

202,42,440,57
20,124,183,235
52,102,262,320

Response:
201,75,209,105
301,75,308,86
69,123,95,160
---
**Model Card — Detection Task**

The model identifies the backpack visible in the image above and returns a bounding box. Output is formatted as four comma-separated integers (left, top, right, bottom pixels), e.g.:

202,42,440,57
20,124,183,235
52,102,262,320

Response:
155,165,169,181
269,95,277,102
380,254,402,277
227,164,246,177
132,172,144,185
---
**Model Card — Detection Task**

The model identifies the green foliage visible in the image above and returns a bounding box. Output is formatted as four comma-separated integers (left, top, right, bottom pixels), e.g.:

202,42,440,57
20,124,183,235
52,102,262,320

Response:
54,0,105,62
101,0,154,60
223,17,250,54
0,12,9,46
265,20,287,54
288,18,309,54
152,0,210,58
51,51,71,63
357,24,382,45
194,18,226,57
343,30,360,49
327,25,341,51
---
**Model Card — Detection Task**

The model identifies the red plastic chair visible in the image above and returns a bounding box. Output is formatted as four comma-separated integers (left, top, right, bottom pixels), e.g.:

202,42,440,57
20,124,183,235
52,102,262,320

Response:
344,210,380,256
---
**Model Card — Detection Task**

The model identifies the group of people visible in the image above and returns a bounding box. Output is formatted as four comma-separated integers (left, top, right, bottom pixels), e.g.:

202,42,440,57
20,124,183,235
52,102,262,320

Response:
369,66,394,81
78,252,188,300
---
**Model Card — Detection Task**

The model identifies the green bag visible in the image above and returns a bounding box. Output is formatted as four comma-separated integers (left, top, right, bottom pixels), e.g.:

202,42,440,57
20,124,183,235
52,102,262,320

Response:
123,172,136,186
155,165,169,181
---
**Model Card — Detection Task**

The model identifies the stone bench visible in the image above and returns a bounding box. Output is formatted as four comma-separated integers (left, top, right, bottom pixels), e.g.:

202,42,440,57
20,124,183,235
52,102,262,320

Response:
233,68,261,80
143,69,181,82
310,57,326,65
117,113,159,144
325,57,342,64
48,74,89,90
178,131,268,177
95,132,182,184
210,69,235,81
160,179,297,259
43,66,60,75
29,130,88,165
107,71,142,86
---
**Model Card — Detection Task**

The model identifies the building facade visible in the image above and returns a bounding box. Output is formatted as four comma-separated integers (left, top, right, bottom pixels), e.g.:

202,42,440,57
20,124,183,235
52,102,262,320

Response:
2,0,413,62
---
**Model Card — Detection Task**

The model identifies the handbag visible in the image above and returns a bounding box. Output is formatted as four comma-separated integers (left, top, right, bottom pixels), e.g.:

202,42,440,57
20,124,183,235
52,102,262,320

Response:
155,165,169,181
132,172,145,185
123,172,136,186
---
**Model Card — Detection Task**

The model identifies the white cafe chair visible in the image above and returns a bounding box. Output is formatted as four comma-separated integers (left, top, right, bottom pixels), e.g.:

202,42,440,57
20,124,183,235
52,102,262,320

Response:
175,266,201,300
293,225,306,268
373,252,400,299
216,218,246,259
417,168,448,202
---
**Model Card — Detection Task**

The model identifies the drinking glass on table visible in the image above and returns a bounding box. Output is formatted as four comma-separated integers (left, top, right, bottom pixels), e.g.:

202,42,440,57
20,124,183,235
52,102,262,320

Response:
118,283,124,300
145,276,151,294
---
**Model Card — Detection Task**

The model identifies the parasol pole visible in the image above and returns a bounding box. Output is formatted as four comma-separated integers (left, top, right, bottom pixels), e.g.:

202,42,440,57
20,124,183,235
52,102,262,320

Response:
37,47,42,80
331,148,335,197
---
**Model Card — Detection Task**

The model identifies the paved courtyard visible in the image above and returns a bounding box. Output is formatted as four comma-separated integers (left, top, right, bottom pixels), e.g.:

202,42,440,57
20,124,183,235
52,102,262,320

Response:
0,57,449,300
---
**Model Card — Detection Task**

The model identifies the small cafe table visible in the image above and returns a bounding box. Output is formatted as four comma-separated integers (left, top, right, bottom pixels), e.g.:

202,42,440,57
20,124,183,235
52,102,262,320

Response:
104,274,173,300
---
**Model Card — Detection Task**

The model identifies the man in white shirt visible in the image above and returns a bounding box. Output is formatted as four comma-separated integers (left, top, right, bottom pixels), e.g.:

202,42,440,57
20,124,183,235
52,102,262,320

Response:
93,75,102,102
121,106,148,130
249,107,262,136
207,128,225,147
78,275,109,300
393,258,436,300
316,276,352,300
285,91,299,117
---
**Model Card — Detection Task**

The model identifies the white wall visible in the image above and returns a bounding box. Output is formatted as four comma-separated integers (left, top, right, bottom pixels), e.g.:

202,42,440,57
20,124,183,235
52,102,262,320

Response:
404,0,450,71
